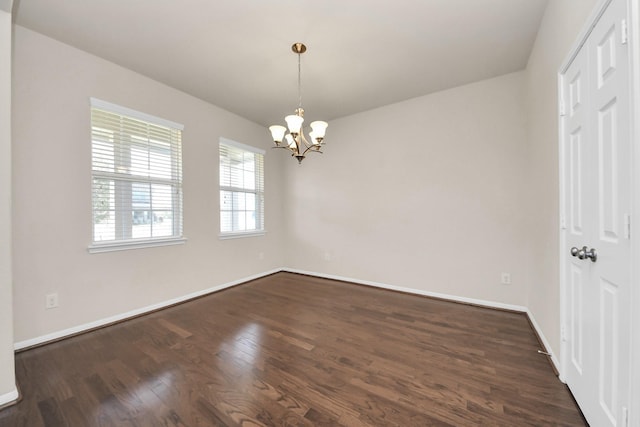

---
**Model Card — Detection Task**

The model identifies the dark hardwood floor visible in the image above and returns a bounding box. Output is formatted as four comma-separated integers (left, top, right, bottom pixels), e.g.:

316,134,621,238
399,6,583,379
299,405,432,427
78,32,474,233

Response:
0,272,586,426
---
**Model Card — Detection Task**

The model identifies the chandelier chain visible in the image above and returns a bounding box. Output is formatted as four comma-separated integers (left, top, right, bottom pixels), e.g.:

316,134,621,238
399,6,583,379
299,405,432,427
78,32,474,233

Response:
297,52,302,109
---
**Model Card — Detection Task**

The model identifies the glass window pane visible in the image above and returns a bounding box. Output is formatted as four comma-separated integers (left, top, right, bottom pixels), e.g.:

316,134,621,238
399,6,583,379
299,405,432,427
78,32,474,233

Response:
132,217,151,238
234,211,246,231
131,182,151,233
221,191,232,211
151,210,173,237
244,171,255,190
246,211,256,230
130,146,149,177
243,152,255,172
92,179,115,241
152,184,172,210
92,138,114,173
93,211,115,241
220,163,231,187
149,141,171,179
229,166,243,188
92,178,114,221
132,183,151,212
232,192,245,210
221,211,232,233
245,193,255,211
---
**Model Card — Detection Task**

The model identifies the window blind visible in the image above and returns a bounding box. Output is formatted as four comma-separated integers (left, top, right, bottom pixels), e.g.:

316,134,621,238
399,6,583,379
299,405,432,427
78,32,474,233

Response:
219,138,264,235
90,99,183,246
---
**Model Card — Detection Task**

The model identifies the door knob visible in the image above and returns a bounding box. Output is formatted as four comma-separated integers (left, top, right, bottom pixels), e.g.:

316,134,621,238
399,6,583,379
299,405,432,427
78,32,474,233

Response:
570,246,597,262
583,247,597,262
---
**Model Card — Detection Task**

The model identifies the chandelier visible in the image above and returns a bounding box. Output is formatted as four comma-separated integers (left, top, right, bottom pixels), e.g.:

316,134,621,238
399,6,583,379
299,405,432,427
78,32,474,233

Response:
269,43,328,164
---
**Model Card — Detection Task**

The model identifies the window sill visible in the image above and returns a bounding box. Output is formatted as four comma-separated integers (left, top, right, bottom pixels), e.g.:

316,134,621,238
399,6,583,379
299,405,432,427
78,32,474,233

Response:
219,230,266,240
88,237,187,253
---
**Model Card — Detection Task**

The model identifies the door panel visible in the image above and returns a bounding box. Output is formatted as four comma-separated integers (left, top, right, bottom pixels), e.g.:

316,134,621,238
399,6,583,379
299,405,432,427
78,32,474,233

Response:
597,98,619,242
569,70,583,114
569,129,585,235
599,278,619,424
596,25,617,88
569,264,584,374
561,0,631,425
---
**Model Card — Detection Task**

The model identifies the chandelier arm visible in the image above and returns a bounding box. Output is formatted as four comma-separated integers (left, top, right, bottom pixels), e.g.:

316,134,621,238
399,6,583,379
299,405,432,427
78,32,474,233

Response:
272,145,293,152
272,143,301,157
301,145,323,157
299,131,313,149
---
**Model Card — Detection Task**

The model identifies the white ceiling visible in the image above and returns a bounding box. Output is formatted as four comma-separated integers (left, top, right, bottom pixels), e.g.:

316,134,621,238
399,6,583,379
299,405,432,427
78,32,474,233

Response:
12,0,548,127
0,1,12,13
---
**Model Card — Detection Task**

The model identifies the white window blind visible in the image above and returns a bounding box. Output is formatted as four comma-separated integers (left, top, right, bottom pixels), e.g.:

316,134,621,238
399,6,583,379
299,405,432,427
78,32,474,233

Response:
219,138,265,237
90,98,184,251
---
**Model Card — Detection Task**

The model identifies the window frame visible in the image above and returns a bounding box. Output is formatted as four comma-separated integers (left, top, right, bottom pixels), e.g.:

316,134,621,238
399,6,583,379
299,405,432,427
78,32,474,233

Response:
88,98,186,253
219,137,266,239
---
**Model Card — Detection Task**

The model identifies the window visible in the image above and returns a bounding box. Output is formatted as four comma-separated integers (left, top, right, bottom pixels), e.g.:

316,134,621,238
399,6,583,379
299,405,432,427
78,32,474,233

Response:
89,98,184,252
219,138,265,238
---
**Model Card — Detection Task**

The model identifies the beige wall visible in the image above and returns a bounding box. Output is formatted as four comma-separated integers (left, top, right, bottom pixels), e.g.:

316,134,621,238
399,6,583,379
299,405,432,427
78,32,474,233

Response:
11,26,285,343
524,0,598,356
0,7,16,403
284,72,531,307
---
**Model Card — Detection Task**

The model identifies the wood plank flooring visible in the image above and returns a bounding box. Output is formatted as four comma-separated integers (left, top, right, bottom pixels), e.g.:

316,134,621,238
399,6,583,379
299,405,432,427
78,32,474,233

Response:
0,272,586,426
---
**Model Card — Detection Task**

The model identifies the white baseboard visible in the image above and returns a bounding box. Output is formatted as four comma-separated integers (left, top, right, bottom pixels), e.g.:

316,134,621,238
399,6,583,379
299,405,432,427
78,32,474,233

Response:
13,268,281,351
0,388,19,407
283,268,528,312
526,308,561,374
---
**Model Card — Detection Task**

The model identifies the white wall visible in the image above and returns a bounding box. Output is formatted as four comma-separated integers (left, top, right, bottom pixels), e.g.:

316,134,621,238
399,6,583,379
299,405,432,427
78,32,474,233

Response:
0,6,17,406
284,72,530,307
524,0,598,357
11,26,285,343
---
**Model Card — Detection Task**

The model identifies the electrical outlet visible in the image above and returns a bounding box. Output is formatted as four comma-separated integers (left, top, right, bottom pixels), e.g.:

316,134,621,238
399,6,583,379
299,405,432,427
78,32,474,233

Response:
258,252,264,260
45,293,59,309
501,273,512,285
324,252,331,261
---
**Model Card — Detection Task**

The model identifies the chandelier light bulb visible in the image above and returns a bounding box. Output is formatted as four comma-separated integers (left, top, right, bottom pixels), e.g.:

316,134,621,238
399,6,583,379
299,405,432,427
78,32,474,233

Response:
285,114,304,135
310,121,328,139
309,131,318,145
269,125,286,143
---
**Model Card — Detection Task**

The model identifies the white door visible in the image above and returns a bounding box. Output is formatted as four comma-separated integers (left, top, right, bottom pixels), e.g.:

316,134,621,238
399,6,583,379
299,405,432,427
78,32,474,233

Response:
560,0,632,425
